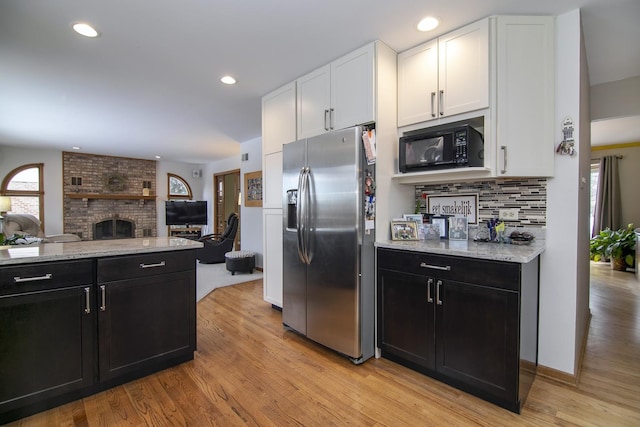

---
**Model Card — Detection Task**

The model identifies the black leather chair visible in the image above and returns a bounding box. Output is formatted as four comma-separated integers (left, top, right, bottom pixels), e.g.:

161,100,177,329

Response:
196,213,238,264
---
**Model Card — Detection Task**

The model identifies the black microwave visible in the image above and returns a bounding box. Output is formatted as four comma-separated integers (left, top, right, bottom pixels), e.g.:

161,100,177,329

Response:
399,124,484,172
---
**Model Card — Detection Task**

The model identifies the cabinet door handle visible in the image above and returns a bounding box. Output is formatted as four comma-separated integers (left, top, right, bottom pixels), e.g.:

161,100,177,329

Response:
436,280,443,305
100,285,106,311
427,278,434,303
329,108,335,130
420,262,451,271
324,109,330,131
500,146,507,174
139,261,166,269
13,273,53,283
430,92,436,117
84,287,91,314
439,90,444,116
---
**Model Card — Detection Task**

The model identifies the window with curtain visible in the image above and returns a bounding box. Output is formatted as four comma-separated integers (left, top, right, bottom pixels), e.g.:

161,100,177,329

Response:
1,163,44,221
591,155,621,236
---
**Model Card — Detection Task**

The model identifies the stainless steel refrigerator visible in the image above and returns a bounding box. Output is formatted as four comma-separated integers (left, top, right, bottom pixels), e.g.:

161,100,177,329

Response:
282,126,376,364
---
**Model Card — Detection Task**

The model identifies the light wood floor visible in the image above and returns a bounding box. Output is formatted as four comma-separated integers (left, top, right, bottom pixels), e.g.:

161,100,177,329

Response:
8,263,640,426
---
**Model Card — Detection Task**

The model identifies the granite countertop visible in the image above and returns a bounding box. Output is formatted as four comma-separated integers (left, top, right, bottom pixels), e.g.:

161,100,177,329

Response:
0,237,203,266
376,239,544,264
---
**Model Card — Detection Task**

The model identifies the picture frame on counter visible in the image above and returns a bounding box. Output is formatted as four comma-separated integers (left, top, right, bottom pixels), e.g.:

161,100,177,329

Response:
448,217,469,241
421,223,441,240
430,216,449,239
402,214,423,223
391,220,419,241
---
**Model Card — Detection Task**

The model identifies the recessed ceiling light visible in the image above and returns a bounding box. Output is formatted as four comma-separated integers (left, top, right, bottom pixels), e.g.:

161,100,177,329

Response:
72,146,82,150
417,16,439,32
155,155,162,159
72,22,100,38
221,75,237,85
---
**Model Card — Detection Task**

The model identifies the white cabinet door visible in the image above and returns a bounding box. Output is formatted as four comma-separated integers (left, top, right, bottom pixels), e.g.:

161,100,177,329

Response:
439,18,489,118
263,151,283,209
297,65,331,139
495,16,554,177
263,210,283,308
397,19,488,127
297,43,375,139
262,82,296,155
398,40,438,126
331,43,375,131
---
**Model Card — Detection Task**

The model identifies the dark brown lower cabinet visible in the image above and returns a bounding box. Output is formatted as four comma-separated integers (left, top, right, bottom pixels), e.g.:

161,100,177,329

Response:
377,247,539,413
0,249,197,424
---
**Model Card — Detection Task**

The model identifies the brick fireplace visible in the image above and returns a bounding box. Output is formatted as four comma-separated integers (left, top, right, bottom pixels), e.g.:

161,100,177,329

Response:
63,152,157,240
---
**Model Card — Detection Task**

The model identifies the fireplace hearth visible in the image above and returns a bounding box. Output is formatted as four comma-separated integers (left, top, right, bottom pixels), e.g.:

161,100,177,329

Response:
93,218,135,240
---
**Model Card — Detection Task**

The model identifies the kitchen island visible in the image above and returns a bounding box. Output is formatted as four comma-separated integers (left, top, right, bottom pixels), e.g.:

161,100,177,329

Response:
375,239,543,413
0,237,202,424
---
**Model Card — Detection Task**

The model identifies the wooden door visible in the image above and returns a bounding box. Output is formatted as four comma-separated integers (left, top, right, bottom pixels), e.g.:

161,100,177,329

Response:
213,169,241,250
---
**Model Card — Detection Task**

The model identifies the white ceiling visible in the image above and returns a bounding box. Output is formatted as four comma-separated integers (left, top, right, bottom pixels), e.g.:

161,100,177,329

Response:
1,0,639,163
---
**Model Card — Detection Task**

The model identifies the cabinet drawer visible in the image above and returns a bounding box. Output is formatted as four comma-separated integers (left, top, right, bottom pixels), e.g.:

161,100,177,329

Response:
377,248,521,291
97,249,196,282
0,260,94,296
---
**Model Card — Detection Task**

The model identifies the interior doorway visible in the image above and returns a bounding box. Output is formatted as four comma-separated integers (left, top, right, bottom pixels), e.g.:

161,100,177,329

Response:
214,169,241,250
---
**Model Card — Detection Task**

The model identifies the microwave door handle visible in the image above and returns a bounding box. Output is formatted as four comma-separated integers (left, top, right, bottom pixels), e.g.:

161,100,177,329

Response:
430,92,436,118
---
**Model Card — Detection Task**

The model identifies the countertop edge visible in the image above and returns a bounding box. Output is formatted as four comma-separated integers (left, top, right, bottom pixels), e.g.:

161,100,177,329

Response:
375,240,545,264
0,237,203,266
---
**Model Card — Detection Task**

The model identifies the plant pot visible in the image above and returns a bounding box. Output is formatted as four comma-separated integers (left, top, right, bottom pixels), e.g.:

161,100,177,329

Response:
611,257,628,271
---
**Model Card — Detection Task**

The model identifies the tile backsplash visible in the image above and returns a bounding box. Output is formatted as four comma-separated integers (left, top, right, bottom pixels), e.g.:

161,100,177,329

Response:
414,178,547,238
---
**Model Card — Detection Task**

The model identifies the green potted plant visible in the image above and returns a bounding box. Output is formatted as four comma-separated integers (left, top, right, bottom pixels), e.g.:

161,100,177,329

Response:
590,224,636,271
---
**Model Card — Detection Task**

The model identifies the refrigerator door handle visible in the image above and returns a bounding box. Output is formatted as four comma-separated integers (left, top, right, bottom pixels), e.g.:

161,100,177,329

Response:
297,167,311,265
303,167,312,264
296,167,307,264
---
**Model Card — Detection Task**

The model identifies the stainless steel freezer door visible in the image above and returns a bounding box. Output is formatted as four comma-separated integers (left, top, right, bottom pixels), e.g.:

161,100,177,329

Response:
306,127,362,358
282,138,307,335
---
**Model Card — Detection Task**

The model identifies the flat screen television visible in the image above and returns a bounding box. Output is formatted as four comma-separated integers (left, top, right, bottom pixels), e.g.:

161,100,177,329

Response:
165,200,208,226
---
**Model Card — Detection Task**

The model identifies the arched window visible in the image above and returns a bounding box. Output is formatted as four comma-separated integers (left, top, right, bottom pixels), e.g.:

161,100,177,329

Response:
1,163,44,222
167,173,192,199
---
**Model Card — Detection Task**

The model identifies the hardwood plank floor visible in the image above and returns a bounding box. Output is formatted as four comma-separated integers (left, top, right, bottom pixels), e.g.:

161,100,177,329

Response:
6,263,640,426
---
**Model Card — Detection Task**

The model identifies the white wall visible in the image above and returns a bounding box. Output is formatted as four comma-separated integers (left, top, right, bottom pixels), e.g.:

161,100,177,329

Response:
239,137,264,268
156,160,206,236
0,145,64,234
198,138,264,267
591,75,640,120
539,9,591,376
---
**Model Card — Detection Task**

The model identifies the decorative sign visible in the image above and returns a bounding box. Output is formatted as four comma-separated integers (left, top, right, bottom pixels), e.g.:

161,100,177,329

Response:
427,194,478,224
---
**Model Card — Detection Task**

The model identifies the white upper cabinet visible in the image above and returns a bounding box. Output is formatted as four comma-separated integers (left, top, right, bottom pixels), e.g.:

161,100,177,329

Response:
296,65,331,139
297,43,375,139
331,44,375,132
397,40,438,126
262,82,297,155
398,19,489,127
439,19,489,118
495,16,554,177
